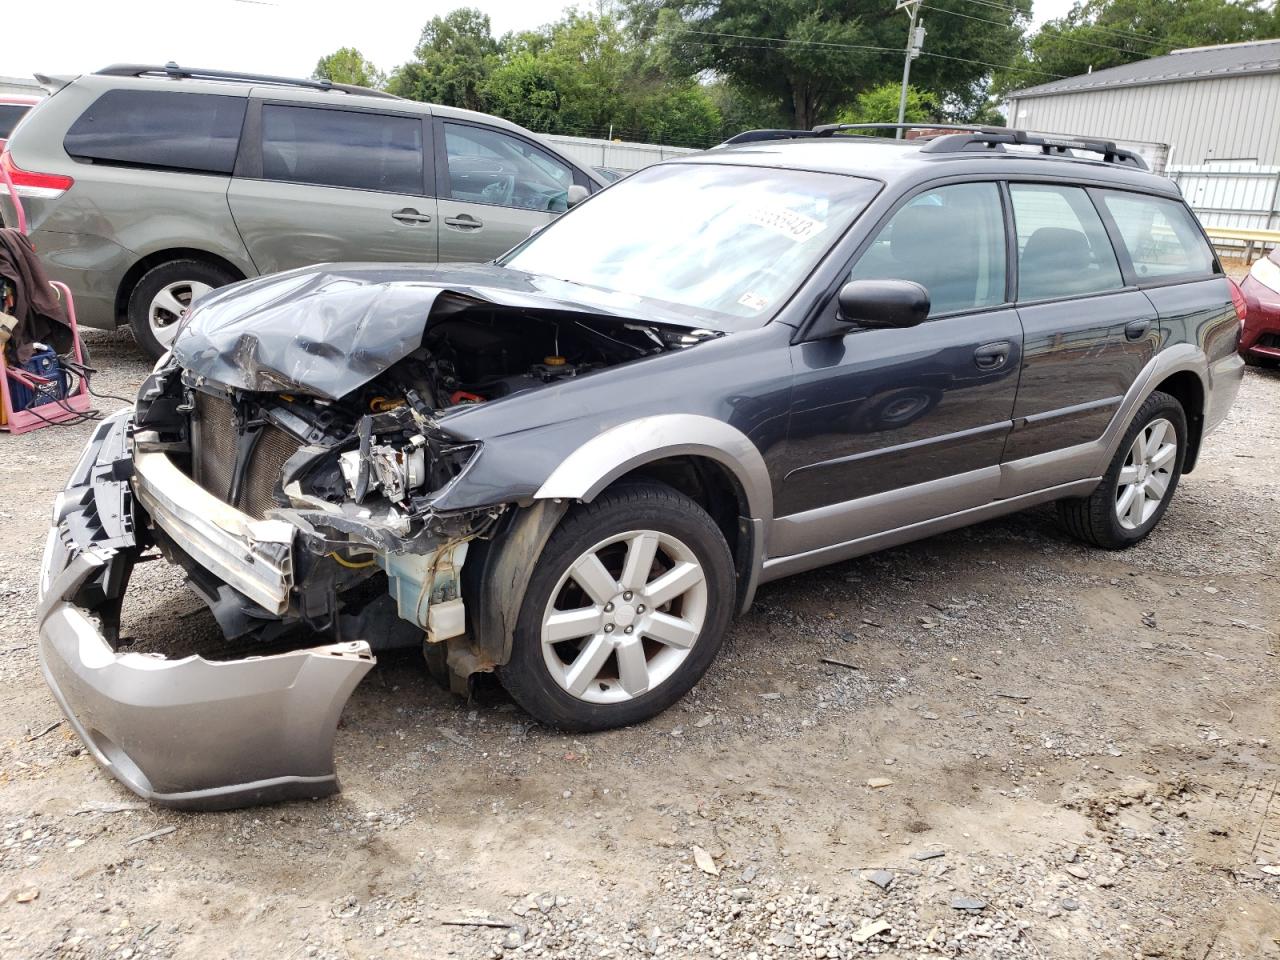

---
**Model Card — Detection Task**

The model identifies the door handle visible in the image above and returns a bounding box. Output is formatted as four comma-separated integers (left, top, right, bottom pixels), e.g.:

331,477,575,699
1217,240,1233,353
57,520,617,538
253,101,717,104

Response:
973,340,1012,370
1125,319,1154,341
391,208,432,224
444,214,484,230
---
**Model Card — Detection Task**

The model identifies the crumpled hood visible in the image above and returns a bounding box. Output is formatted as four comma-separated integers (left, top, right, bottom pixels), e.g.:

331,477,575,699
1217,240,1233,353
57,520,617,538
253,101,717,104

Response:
170,262,669,400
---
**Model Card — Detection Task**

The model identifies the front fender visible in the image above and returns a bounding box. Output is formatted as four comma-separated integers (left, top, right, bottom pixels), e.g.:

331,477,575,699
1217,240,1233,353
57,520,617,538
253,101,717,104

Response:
533,414,774,524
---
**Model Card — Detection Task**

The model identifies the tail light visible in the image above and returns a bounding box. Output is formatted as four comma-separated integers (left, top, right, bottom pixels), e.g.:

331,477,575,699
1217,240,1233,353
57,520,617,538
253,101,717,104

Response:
0,149,74,199
1227,277,1247,326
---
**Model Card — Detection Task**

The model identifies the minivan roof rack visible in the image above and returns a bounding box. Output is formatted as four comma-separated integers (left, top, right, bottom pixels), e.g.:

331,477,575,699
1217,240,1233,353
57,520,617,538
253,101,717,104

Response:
94,62,402,101
722,123,1148,170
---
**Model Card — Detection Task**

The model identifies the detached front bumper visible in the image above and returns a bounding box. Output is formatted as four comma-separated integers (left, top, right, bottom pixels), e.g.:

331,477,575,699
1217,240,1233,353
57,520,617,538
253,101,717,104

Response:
37,412,375,810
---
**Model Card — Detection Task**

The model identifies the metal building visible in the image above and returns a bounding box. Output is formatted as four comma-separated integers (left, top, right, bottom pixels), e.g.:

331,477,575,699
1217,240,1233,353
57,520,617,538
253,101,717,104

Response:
1006,39,1280,166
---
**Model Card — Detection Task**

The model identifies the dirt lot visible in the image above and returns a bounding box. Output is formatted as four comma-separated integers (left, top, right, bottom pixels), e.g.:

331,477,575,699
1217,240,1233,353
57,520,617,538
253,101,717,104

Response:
0,330,1276,960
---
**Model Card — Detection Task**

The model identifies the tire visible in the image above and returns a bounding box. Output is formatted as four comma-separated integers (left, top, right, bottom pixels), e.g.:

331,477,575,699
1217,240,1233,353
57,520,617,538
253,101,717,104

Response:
1057,390,1188,549
127,259,238,359
496,482,735,732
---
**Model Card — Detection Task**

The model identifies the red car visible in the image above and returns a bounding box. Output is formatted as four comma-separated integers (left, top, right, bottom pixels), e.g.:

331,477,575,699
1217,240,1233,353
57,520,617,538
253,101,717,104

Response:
1239,247,1280,367
0,95,38,153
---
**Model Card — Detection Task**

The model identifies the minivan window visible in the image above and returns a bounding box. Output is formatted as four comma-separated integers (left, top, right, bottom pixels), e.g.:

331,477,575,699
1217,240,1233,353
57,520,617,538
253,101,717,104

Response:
850,182,1007,317
1098,191,1216,280
261,105,424,195
443,123,574,212
0,103,30,140
1010,184,1123,301
64,90,246,175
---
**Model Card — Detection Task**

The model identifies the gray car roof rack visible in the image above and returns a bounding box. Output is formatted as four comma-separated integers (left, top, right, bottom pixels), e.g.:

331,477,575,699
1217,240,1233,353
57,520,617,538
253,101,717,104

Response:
722,122,1148,170
94,62,402,101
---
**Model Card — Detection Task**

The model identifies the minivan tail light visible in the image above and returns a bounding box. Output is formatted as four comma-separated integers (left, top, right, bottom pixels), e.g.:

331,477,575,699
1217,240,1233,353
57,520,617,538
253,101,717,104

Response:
0,150,74,199
1227,277,1248,325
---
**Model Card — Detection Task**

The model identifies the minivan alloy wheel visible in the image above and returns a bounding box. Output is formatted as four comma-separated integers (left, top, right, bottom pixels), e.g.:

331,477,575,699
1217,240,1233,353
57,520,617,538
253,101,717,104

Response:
541,529,708,704
1115,417,1177,530
149,280,213,348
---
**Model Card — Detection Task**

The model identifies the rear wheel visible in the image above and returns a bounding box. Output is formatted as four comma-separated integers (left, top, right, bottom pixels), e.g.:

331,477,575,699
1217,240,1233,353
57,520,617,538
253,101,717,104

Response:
496,482,735,732
1057,390,1187,549
127,259,237,359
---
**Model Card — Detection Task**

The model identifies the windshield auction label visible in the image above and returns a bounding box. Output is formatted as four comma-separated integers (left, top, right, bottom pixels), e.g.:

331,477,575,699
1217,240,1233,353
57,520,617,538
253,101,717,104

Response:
743,205,827,243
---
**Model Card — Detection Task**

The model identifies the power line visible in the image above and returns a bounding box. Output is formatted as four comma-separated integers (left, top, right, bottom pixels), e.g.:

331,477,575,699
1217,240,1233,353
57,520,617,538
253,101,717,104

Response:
672,27,1065,79
951,0,1164,45
680,29,902,55
922,4,1150,59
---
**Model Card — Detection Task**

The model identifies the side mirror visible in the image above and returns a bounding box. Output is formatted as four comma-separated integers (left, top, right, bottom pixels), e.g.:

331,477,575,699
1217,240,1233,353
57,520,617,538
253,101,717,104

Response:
566,184,589,209
837,279,930,329
807,279,930,340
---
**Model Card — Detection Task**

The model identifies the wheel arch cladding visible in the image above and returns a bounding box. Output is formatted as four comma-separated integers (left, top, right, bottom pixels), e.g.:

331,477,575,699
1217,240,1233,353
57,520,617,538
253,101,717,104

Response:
533,414,773,614
115,249,247,321
1152,370,1206,473
533,415,774,523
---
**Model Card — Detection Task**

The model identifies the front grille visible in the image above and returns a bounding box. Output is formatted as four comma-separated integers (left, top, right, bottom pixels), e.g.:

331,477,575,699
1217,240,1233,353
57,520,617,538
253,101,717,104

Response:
191,392,303,520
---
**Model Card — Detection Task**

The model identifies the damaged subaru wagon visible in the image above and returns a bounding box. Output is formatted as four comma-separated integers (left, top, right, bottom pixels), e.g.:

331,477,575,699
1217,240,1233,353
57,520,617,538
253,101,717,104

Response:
38,127,1245,809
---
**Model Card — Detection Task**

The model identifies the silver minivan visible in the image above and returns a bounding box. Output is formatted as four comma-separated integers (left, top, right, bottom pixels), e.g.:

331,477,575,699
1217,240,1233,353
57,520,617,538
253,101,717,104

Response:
0,64,606,356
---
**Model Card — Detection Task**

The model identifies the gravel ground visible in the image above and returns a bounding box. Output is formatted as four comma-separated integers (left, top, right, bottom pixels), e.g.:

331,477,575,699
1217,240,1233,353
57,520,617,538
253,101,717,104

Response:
0,328,1276,960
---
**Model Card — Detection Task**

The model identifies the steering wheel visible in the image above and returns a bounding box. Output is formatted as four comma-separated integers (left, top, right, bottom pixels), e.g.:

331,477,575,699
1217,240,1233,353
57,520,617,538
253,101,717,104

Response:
480,176,515,206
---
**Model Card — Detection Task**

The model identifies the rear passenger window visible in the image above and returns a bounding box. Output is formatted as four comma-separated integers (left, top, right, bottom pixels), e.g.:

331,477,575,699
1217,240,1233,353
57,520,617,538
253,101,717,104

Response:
1099,192,1216,280
1010,184,1123,301
64,90,245,174
850,182,1006,317
261,105,423,195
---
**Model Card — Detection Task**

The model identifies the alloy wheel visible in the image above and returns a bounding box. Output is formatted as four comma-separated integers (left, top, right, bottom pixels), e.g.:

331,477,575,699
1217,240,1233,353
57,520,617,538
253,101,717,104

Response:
1115,417,1177,531
148,280,213,348
540,530,708,704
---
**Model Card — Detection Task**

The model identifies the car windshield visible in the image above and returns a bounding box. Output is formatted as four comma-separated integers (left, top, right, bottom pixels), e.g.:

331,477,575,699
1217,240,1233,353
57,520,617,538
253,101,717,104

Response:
501,163,880,330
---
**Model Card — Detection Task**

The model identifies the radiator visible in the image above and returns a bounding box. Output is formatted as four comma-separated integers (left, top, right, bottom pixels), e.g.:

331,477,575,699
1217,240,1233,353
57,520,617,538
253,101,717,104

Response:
191,392,302,520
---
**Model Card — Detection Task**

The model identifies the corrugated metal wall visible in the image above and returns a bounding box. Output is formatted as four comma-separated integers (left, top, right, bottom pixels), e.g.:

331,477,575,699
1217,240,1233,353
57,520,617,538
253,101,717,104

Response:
1167,163,1280,231
1008,74,1280,166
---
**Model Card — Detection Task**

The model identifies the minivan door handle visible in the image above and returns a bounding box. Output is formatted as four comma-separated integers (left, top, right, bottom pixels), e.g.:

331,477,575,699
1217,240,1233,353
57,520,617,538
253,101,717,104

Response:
1125,319,1154,340
444,214,484,230
973,340,1012,370
392,208,432,224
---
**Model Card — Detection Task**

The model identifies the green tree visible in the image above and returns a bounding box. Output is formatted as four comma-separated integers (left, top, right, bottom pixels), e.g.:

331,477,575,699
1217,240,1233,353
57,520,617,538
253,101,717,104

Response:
387,8,499,110
484,8,723,146
999,0,1276,93
835,82,937,130
313,47,384,88
482,51,563,132
661,0,1030,129
705,81,787,141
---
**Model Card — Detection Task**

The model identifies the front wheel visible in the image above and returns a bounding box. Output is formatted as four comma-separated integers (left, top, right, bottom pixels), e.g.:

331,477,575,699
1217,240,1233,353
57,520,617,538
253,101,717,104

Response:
1057,390,1188,549
496,482,735,732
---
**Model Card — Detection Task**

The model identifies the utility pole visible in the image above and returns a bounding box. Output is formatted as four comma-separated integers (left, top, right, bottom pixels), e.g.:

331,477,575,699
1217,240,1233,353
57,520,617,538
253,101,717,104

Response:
895,0,926,139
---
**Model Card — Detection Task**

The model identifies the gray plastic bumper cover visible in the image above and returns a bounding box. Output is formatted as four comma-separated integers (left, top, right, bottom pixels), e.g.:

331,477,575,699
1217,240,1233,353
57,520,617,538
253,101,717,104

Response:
36,411,375,810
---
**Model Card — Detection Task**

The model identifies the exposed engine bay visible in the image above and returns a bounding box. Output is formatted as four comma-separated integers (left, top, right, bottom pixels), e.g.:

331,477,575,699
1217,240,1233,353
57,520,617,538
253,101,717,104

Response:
130,287,710,661
36,264,721,808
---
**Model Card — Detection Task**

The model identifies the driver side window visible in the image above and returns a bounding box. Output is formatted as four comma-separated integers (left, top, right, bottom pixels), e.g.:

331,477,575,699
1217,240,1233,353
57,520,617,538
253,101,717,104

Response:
850,182,1008,318
443,123,575,213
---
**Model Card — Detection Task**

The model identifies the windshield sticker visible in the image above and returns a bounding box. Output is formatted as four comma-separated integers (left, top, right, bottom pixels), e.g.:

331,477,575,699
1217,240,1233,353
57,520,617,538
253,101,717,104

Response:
738,292,770,312
743,205,827,243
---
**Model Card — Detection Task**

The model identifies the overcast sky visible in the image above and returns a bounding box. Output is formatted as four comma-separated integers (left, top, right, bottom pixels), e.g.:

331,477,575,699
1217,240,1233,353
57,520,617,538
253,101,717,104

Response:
4,0,1081,84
